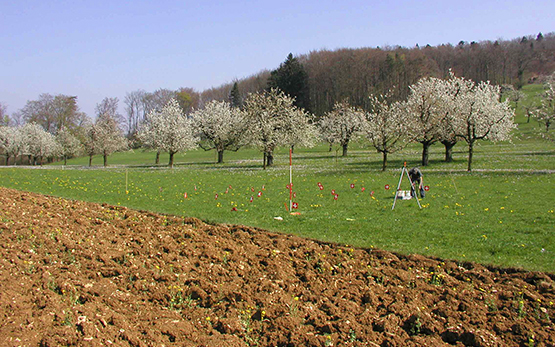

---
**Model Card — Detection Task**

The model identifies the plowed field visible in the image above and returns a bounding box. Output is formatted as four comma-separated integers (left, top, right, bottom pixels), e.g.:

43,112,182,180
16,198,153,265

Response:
1,187,554,346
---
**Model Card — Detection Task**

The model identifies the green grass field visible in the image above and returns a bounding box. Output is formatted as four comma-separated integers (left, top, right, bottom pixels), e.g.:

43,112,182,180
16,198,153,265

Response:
1,84,554,272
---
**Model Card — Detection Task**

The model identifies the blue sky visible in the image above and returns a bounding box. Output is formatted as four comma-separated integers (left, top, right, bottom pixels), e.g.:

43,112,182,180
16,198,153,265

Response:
1,0,553,118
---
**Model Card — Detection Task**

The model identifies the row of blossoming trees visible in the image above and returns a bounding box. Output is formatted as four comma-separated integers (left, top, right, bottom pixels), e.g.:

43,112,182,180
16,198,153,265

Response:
0,110,127,167
1,73,552,171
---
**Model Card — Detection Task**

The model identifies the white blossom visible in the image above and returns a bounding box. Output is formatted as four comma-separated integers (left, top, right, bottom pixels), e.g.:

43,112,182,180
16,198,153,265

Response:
405,77,451,165
447,73,516,171
95,112,128,166
533,80,555,132
365,93,410,171
318,100,366,156
0,126,25,165
138,99,196,168
243,89,315,168
55,125,83,165
21,122,58,165
80,121,98,167
191,100,246,163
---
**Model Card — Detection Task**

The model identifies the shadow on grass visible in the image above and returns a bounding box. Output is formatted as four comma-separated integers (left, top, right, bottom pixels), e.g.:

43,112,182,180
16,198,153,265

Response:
509,151,555,156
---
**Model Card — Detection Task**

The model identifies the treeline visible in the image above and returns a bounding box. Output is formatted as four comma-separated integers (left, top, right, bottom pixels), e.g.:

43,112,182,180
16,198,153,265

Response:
206,32,555,116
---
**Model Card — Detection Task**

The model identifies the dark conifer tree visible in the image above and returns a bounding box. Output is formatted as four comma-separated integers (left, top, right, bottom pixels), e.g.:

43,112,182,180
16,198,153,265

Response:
267,53,310,111
229,82,242,109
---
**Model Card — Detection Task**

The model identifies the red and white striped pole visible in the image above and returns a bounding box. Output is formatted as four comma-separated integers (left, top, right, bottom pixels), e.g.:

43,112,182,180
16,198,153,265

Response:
289,147,293,211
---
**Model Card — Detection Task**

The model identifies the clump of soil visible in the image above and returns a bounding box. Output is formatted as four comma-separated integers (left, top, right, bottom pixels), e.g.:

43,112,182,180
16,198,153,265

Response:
0,187,554,346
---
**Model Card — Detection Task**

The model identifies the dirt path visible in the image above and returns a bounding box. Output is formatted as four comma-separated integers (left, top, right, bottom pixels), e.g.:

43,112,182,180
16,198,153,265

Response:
0,187,553,346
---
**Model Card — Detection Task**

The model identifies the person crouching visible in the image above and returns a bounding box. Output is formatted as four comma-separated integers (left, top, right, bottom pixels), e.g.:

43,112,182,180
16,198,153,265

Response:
408,167,425,198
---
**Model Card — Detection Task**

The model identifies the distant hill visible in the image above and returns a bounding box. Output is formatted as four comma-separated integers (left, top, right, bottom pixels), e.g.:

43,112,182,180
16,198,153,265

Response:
202,32,555,116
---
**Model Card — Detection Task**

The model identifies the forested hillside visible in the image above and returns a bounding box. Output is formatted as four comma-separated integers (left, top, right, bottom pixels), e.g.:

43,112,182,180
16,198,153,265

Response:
202,32,555,116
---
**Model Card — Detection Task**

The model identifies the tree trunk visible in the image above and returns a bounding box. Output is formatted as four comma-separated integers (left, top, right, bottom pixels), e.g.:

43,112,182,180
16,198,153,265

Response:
89,155,93,167
5,155,10,166
328,142,333,152
467,141,474,172
267,151,274,167
103,153,108,167
64,156,67,165
382,151,388,171
441,140,456,162
155,150,160,165
217,150,224,164
169,151,175,168
421,142,431,166
342,143,348,157
263,152,267,170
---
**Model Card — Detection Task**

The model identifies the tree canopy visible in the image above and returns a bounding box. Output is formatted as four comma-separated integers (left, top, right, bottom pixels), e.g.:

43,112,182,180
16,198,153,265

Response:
267,53,310,112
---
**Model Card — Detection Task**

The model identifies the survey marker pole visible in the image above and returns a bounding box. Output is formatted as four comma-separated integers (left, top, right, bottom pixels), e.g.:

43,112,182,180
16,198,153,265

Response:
289,147,293,211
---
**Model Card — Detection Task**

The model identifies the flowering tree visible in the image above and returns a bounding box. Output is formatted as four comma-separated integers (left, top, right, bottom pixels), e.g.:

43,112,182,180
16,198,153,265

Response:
285,107,317,152
191,100,246,163
318,101,366,157
0,103,9,126
365,93,410,171
437,114,459,163
0,126,24,165
533,80,554,132
95,113,128,167
243,89,314,169
55,125,82,165
405,77,451,166
21,122,58,165
138,99,196,168
81,122,98,167
448,75,516,171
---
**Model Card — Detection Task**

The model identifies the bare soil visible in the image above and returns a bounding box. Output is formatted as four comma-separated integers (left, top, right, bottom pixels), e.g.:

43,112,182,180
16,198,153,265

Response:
0,187,554,347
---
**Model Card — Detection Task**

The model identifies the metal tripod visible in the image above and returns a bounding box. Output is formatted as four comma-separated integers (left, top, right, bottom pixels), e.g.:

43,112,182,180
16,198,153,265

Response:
392,162,422,210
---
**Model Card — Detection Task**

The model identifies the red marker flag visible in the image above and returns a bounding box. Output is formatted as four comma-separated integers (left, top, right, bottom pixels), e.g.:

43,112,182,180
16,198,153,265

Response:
292,202,299,209
361,187,366,192
334,194,339,200
249,196,253,203
424,186,430,191
184,192,188,199
331,189,336,195
319,185,324,190
215,194,219,200
350,183,355,189
385,184,390,190
293,192,297,198
257,191,262,197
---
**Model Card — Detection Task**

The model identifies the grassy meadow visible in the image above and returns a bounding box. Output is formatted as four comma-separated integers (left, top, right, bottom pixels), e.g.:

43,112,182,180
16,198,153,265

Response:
1,84,554,272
